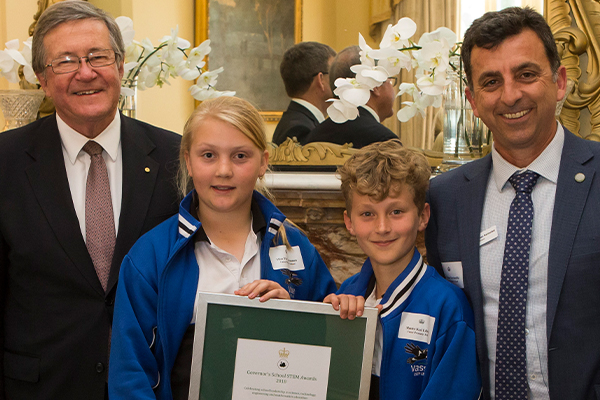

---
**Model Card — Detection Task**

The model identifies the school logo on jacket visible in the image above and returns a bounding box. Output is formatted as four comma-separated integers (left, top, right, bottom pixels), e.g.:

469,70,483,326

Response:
280,269,303,297
405,342,427,376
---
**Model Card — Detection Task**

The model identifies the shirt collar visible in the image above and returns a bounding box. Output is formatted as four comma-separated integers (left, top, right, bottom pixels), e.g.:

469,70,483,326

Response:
491,123,564,191
360,105,380,123
191,192,267,243
57,111,121,165
291,98,325,123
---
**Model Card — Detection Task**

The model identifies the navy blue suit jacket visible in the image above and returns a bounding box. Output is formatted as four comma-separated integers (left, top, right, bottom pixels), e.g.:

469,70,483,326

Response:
0,114,181,400
272,101,319,145
425,129,600,400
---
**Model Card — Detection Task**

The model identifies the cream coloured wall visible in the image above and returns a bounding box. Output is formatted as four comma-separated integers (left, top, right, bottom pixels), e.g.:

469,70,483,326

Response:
0,0,375,136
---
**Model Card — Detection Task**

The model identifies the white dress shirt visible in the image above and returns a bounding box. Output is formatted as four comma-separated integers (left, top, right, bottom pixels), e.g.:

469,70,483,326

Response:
361,105,381,122
57,111,123,241
191,220,262,323
291,98,326,123
364,287,383,376
480,124,564,400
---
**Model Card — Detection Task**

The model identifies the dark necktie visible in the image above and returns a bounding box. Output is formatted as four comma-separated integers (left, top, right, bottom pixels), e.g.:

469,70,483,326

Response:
495,170,540,400
83,141,115,292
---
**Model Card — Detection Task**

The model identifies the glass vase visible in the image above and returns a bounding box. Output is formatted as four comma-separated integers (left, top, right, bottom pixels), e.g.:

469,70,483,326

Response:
441,58,490,170
119,77,137,119
0,89,46,132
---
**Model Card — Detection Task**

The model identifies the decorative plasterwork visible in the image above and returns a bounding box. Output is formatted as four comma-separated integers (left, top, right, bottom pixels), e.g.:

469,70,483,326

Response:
547,0,600,141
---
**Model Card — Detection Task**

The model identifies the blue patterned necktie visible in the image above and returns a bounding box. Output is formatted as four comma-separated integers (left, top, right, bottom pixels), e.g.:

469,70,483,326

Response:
495,170,540,400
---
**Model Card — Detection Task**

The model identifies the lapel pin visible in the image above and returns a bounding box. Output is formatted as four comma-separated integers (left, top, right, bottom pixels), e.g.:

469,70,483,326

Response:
575,172,585,183
144,167,150,173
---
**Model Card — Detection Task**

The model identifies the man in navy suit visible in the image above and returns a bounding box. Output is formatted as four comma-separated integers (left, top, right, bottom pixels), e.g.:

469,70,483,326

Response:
304,46,398,149
0,2,181,399
425,7,600,400
272,42,335,145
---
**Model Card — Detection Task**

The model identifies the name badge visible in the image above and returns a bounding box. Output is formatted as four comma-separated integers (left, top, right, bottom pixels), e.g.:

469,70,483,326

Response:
269,245,305,271
480,226,498,246
441,261,464,289
398,312,436,344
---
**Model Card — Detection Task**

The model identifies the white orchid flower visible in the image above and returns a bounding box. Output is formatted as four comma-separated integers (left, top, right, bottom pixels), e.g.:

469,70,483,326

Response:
397,83,418,97
380,18,417,49
187,40,211,68
5,39,28,66
0,50,18,82
351,65,389,89
176,60,201,81
22,65,37,84
416,71,450,96
116,16,135,47
20,37,33,64
123,62,138,73
196,67,224,89
358,34,378,67
327,98,360,123
189,85,235,101
333,77,372,107
136,64,161,90
419,27,457,49
120,86,135,97
416,40,450,74
160,26,191,52
397,91,436,122
369,46,411,76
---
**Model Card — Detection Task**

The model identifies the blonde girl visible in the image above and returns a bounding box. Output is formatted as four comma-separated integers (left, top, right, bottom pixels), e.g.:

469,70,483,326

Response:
109,96,336,400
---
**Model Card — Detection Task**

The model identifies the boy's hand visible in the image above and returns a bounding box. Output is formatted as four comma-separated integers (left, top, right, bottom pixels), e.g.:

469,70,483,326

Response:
324,294,365,320
235,279,291,302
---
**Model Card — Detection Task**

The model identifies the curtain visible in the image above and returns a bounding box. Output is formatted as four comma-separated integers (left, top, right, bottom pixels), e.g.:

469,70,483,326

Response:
369,0,458,149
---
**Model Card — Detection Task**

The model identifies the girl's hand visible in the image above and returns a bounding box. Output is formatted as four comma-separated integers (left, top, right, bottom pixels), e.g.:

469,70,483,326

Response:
235,279,291,302
323,294,366,320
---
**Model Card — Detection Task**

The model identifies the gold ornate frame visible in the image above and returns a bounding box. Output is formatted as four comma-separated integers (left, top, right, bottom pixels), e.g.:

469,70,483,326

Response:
546,0,600,141
194,0,302,122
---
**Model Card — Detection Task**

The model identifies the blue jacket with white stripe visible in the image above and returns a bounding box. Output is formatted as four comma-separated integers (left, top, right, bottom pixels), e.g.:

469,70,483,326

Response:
338,250,481,400
108,190,337,400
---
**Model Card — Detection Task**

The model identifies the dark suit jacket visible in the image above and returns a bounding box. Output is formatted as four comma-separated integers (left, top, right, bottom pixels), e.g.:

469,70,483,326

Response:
272,101,319,145
0,114,181,400
303,106,397,148
425,129,600,400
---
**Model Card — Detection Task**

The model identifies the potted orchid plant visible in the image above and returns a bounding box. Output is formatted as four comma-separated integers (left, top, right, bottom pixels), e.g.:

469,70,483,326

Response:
327,17,487,165
116,16,234,116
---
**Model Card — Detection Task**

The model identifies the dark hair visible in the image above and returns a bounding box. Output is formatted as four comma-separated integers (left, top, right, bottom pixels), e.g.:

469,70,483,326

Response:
461,6,560,89
279,42,335,97
328,45,360,92
32,0,125,75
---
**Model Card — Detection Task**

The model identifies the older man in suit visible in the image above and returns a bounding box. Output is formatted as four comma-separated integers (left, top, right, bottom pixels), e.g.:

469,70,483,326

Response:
425,7,600,400
303,45,398,148
272,41,336,145
0,2,181,399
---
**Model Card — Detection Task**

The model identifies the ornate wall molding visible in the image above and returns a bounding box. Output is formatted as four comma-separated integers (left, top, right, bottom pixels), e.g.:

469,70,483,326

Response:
547,0,600,141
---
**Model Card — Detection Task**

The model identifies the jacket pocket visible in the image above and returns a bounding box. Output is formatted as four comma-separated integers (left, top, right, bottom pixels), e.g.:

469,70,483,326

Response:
3,350,40,382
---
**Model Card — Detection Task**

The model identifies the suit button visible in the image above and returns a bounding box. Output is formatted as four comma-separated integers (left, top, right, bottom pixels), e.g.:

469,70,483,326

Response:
105,297,114,306
96,362,105,373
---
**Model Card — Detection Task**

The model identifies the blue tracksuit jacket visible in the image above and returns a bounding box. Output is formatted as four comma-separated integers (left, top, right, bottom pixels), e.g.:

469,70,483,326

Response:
108,190,337,400
338,249,481,400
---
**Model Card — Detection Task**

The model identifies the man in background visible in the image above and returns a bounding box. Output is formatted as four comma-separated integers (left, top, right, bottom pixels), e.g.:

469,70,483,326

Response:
272,41,335,145
0,2,181,399
304,45,398,149
425,7,600,400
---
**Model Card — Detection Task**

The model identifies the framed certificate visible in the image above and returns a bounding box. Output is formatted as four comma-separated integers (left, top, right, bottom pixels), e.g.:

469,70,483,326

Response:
188,293,378,400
